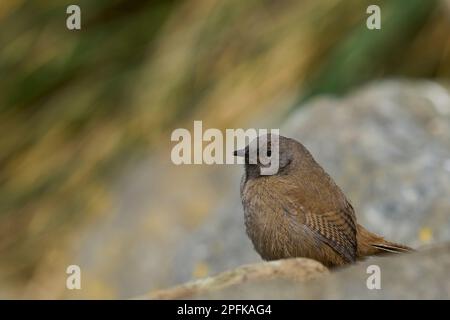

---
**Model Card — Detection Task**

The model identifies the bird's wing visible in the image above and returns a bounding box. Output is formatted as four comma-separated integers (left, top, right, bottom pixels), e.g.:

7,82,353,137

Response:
280,187,357,263
303,209,357,263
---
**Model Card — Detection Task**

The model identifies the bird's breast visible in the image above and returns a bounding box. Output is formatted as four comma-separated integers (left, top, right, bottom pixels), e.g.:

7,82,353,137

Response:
241,177,308,260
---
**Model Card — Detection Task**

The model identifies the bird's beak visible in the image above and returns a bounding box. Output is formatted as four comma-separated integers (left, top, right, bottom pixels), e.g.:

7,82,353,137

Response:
233,148,246,157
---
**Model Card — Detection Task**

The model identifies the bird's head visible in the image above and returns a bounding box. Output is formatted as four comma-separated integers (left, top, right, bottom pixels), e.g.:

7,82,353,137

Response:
233,134,294,177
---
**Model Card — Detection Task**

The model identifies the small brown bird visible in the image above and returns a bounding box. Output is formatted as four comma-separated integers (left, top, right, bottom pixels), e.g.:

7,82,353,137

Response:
234,134,412,268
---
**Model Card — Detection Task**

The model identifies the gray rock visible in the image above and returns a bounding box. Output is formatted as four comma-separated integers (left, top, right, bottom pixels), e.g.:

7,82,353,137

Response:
194,243,450,299
145,258,328,299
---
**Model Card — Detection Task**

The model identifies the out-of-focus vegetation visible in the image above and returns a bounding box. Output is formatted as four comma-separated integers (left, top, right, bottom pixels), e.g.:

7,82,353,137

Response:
0,0,449,295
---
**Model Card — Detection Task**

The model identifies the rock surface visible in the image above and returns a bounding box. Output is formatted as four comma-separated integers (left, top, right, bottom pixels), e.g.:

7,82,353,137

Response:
146,243,450,299
71,80,450,298
144,258,328,299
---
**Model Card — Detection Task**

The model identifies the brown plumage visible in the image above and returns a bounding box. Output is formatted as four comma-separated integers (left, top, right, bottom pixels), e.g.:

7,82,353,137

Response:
234,135,412,268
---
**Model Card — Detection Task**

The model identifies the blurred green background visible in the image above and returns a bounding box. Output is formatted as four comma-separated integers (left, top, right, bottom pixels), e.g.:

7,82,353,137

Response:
0,0,449,298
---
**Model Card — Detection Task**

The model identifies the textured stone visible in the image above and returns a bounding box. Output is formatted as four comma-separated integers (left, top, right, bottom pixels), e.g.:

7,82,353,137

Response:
144,258,328,299
194,243,450,299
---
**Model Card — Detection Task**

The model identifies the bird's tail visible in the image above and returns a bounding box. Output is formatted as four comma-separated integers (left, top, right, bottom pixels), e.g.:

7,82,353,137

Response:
356,224,413,258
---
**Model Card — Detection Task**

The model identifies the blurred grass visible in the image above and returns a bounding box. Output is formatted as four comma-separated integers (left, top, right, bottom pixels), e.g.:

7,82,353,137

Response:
0,0,178,282
0,0,449,291
300,0,441,102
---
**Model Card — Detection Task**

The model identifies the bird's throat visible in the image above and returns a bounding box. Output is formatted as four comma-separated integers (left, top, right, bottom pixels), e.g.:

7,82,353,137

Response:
245,164,260,181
